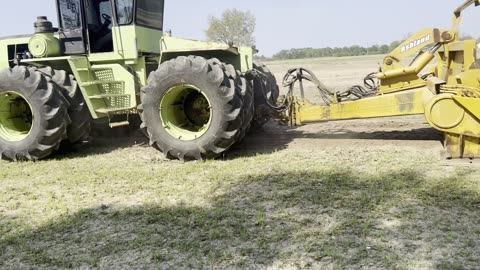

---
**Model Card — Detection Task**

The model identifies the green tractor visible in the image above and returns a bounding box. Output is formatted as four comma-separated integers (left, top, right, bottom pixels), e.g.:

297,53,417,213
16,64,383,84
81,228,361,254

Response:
0,0,278,161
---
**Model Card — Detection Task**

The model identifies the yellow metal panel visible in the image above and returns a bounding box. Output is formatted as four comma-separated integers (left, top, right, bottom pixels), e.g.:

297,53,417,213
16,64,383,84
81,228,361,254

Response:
379,76,426,94
447,41,466,51
454,96,480,120
437,41,478,84
425,94,480,137
463,136,480,158
455,68,480,91
444,133,463,158
444,133,480,159
298,88,432,124
430,98,465,129
377,53,435,80
382,28,445,62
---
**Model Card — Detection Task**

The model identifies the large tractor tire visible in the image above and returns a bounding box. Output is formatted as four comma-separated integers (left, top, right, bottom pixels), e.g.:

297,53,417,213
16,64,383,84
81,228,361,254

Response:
0,66,69,161
250,63,280,126
37,67,91,144
234,70,254,142
140,56,243,161
206,59,253,142
207,58,245,136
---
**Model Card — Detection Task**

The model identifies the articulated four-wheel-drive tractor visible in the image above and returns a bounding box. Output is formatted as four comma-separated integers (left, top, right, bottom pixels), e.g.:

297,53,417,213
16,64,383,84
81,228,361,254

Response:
1,0,480,162
0,0,279,161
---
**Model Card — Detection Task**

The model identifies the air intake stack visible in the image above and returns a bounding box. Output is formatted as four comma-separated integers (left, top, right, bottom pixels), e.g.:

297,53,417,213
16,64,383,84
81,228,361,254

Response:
28,16,61,58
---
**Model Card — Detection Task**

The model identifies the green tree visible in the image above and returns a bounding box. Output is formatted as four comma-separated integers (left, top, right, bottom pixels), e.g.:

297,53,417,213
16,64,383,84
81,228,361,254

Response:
206,9,256,47
389,40,402,51
379,44,390,54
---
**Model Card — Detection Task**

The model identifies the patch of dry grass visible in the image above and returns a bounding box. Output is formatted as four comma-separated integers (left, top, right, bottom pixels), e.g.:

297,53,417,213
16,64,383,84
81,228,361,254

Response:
1,55,480,269
1,131,480,269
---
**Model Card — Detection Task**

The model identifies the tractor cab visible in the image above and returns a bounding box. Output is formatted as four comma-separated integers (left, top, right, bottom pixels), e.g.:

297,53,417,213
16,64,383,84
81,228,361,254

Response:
57,0,164,56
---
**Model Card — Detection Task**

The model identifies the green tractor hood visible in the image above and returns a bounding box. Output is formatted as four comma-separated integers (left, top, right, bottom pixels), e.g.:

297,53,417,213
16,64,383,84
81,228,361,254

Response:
159,36,255,72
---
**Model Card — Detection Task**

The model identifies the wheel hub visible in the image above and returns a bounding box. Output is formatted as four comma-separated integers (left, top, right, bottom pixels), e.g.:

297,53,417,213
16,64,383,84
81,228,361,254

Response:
160,85,212,141
0,91,33,142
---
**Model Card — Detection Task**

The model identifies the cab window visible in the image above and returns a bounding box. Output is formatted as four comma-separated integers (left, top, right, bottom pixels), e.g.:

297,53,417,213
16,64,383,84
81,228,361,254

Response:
136,0,164,30
99,1,113,25
116,0,134,25
59,0,82,29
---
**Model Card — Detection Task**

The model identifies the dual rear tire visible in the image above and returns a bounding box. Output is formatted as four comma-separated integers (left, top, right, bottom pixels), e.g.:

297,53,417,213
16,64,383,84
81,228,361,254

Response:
37,67,91,144
140,56,278,161
250,63,280,126
140,56,249,161
0,66,91,161
0,66,68,161
0,59,278,162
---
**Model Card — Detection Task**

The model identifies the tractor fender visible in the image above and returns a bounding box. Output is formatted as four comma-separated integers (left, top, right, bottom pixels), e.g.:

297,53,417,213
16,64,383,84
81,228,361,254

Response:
159,36,254,73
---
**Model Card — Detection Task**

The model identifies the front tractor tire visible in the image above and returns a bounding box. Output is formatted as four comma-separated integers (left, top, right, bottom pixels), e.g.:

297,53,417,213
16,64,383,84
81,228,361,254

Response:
140,56,243,161
0,66,68,161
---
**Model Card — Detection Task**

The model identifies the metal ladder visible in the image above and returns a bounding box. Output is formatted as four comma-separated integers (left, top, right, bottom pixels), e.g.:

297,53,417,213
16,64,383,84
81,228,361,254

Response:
68,57,137,128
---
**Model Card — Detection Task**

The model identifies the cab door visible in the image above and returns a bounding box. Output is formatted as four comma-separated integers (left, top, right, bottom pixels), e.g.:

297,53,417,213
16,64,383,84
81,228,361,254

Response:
57,0,88,54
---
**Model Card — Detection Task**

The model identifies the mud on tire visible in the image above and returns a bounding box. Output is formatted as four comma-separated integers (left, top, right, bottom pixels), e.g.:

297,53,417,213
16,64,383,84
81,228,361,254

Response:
140,56,243,161
0,66,69,161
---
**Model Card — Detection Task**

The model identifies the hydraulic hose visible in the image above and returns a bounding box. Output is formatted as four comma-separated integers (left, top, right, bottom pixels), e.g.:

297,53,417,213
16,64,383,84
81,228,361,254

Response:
282,68,379,107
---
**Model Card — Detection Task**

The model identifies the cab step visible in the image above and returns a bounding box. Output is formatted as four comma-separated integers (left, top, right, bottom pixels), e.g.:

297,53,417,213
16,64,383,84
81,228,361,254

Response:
109,121,130,128
89,94,130,99
95,107,136,114
81,80,124,87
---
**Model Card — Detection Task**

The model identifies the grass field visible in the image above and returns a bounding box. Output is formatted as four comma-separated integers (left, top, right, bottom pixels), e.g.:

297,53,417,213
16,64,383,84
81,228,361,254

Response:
1,55,480,269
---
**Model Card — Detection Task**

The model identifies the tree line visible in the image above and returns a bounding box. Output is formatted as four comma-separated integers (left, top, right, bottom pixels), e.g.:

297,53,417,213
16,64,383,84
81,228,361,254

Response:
263,36,480,61
264,41,402,61
205,9,480,61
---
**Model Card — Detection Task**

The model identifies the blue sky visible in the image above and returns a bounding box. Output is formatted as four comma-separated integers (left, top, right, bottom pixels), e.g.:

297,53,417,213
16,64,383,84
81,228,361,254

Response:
1,0,479,56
